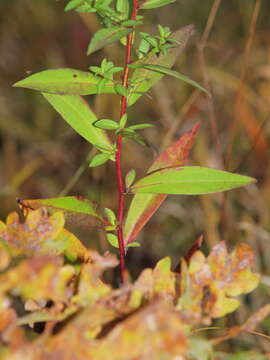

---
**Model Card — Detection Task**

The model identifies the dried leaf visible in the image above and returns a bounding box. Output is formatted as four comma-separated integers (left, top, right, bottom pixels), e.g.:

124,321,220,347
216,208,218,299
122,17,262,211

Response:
0,257,75,304
177,242,260,321
72,263,112,306
0,209,89,261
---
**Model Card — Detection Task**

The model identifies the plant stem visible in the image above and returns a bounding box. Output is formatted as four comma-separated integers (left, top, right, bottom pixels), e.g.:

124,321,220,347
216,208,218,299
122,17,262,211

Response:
116,0,139,283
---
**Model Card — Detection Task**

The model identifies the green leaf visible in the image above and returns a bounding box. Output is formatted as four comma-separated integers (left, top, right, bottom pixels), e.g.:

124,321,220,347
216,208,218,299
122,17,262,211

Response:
89,153,111,167
65,0,84,11
123,124,200,244
104,208,117,225
18,196,107,229
131,166,255,195
13,69,117,96
128,123,154,130
140,0,176,10
116,0,129,20
125,169,136,188
42,94,112,149
93,118,119,130
106,233,119,248
121,20,142,26
129,63,209,95
127,241,140,248
128,25,195,106
114,83,129,97
87,27,133,55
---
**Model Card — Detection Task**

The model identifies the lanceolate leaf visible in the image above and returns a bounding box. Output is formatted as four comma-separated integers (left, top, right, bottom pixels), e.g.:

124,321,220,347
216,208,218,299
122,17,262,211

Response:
42,94,112,149
140,0,176,9
130,166,255,195
129,63,209,95
128,24,195,106
18,196,107,229
13,69,117,96
87,27,133,55
123,124,200,245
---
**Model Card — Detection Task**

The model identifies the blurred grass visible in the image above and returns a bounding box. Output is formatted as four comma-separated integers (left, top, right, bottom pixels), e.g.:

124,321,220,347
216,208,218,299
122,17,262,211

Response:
0,0,270,352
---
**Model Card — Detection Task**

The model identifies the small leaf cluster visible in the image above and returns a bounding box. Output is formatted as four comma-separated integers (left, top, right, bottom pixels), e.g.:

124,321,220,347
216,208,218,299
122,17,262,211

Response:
65,0,121,24
89,58,124,94
139,25,180,58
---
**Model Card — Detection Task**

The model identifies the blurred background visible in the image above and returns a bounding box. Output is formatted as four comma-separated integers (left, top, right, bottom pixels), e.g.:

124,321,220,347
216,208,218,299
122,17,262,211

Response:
0,0,270,351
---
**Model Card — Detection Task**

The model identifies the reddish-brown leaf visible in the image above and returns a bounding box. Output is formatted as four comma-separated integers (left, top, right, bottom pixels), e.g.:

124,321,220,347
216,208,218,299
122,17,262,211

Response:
124,123,200,245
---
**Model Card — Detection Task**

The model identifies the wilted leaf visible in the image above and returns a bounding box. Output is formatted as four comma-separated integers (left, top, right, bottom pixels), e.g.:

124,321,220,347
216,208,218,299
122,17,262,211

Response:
130,166,255,195
87,302,187,360
17,304,79,326
0,209,89,260
72,263,112,306
18,196,107,229
42,94,112,149
13,68,116,95
0,308,25,348
0,257,75,303
177,242,260,321
152,257,175,300
128,25,195,106
0,239,11,271
123,124,199,244
41,302,187,360
87,27,133,55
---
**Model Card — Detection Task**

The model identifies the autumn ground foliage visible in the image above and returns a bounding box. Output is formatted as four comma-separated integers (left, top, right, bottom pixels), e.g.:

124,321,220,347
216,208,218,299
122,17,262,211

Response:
0,0,270,359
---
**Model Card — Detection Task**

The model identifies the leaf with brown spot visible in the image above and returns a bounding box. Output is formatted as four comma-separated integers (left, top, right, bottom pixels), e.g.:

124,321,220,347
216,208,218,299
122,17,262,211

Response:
0,257,75,304
0,209,89,261
177,242,260,321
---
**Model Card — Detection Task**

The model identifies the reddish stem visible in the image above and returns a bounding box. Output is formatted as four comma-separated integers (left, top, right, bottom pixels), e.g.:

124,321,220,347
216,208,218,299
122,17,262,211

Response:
116,0,139,283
